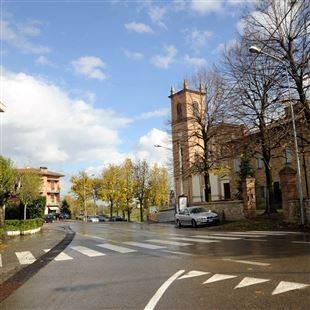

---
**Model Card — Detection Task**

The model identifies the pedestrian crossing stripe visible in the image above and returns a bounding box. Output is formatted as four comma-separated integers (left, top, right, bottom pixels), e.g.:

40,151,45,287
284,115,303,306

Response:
15,251,36,265
43,249,73,261
170,237,219,243
178,271,210,280
123,241,166,250
71,246,105,257
96,243,137,253
194,235,241,241
0,254,2,267
234,277,270,289
146,239,192,246
212,233,265,238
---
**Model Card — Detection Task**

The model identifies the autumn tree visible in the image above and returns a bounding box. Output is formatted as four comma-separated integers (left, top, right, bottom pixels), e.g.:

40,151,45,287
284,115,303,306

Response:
133,160,150,222
147,164,170,210
18,173,42,220
70,171,93,219
90,177,101,215
242,0,310,126
100,164,121,219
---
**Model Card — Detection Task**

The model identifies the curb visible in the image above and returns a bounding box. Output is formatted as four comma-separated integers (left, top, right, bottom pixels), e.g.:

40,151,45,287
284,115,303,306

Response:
5,227,41,237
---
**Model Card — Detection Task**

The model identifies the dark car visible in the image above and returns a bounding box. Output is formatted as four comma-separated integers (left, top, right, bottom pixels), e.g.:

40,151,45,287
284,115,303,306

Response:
59,212,70,220
97,215,108,222
44,213,56,223
109,216,126,222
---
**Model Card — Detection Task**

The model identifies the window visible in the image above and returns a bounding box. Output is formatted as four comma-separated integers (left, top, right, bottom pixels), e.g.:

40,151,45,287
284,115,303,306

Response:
233,159,240,172
177,102,182,121
192,101,199,118
256,156,263,169
283,149,292,164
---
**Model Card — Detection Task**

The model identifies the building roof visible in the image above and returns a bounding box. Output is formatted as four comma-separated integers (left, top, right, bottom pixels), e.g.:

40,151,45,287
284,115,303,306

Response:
17,167,65,178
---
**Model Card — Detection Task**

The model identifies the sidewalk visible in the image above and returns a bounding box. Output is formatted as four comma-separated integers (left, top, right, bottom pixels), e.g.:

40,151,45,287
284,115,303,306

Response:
0,222,69,284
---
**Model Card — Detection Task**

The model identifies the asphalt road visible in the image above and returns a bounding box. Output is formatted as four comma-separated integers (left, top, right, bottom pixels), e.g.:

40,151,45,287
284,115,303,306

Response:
0,221,310,309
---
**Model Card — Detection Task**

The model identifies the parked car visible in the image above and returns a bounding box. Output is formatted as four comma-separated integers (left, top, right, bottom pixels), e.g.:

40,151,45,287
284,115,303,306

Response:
109,216,126,222
44,213,56,223
87,216,99,223
59,212,70,220
175,207,219,228
96,215,108,222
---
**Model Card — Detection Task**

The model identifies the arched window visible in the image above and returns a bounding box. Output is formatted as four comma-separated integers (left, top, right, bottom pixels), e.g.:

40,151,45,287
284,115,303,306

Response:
192,101,199,118
177,102,182,121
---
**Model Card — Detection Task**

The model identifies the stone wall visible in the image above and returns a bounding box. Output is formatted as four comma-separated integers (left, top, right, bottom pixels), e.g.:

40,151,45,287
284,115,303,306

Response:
287,199,310,224
150,201,245,223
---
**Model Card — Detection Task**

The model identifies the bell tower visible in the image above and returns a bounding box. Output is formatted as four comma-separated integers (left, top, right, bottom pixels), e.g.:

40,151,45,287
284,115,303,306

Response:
169,80,205,205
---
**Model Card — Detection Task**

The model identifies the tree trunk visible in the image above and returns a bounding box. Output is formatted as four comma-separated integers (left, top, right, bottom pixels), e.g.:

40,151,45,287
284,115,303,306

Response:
204,173,211,202
0,206,5,228
24,203,27,220
110,200,113,219
139,201,143,222
127,210,131,222
264,164,276,214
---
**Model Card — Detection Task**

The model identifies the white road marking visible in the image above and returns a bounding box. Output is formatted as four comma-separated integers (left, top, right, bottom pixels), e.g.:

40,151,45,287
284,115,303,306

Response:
15,251,36,265
244,231,286,236
291,241,310,244
272,281,309,295
123,242,166,250
144,270,185,310
71,246,105,257
0,254,2,267
76,233,105,240
161,250,193,256
43,249,73,261
178,271,210,280
250,231,302,235
203,274,237,284
170,237,219,243
235,277,270,289
146,239,192,246
223,258,270,266
194,235,241,240
243,239,268,242
96,243,137,253
213,233,266,238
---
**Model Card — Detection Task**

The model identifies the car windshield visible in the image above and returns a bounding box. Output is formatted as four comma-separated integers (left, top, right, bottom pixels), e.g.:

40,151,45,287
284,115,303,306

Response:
190,207,208,214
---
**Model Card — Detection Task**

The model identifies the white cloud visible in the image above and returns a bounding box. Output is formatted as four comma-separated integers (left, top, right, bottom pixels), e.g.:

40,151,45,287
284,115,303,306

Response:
1,68,132,167
191,0,223,15
132,128,172,165
125,22,153,34
35,55,55,67
137,108,170,120
184,28,213,50
71,56,106,80
123,49,144,60
0,20,50,54
215,38,238,54
148,6,167,28
184,55,207,67
151,45,177,69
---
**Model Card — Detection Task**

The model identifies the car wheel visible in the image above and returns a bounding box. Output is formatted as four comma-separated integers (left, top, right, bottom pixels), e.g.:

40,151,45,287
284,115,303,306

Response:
176,219,182,228
191,219,197,228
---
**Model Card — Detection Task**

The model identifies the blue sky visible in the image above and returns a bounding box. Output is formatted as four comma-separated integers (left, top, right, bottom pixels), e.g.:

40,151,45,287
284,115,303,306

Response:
0,0,246,193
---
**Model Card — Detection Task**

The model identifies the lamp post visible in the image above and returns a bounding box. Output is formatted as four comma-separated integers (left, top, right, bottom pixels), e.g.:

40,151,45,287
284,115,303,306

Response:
249,46,305,225
0,102,5,156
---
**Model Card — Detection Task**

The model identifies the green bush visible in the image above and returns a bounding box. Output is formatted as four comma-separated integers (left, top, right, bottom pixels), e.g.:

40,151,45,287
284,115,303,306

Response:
5,220,21,231
5,218,43,231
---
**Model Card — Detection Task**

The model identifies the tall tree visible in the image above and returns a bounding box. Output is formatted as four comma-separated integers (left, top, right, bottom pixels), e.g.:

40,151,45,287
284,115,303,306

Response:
70,171,92,219
120,159,135,221
243,0,310,126
18,173,41,220
133,160,150,222
222,38,289,213
147,164,170,209
0,156,18,227
187,69,228,201
100,164,121,219
90,177,101,215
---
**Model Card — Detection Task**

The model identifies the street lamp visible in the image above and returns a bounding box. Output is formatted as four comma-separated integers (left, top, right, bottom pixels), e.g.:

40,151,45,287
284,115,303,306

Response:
249,45,305,225
0,102,5,156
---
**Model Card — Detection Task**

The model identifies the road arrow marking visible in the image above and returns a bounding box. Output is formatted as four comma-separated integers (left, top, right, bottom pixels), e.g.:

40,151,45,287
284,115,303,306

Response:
272,281,309,295
203,274,237,284
144,270,185,310
178,271,210,280
71,246,105,257
235,277,270,289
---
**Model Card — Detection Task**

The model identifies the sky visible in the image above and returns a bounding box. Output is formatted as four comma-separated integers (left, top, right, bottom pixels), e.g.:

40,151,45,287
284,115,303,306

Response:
0,0,247,194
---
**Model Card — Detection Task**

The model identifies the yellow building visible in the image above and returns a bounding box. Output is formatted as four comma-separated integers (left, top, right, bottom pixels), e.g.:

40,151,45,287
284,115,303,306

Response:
17,167,64,214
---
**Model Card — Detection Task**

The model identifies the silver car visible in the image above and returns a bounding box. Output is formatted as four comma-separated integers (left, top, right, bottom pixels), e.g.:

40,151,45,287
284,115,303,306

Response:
175,207,219,228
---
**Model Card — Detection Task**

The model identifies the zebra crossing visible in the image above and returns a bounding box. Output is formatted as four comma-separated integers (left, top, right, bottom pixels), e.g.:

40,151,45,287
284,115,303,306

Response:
0,231,308,267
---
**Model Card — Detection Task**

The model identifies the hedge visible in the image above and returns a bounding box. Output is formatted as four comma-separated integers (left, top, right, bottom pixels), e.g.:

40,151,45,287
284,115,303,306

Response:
4,218,44,231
